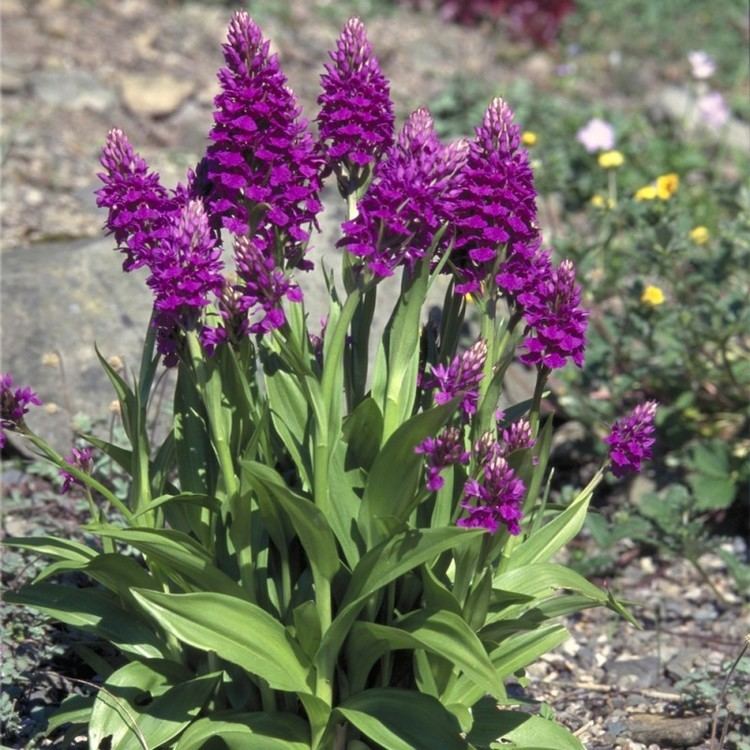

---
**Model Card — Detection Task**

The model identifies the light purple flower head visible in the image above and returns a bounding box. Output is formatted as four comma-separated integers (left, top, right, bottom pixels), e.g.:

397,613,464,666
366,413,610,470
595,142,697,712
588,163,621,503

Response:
1,373,41,448
234,236,302,335
317,17,394,179
501,418,535,453
428,339,487,418
449,98,539,295
146,199,225,366
339,107,462,277
604,401,658,478
576,117,616,153
519,258,588,370
96,129,180,272
204,11,322,269
696,91,730,131
458,454,525,535
416,426,470,492
688,50,716,80
59,446,95,495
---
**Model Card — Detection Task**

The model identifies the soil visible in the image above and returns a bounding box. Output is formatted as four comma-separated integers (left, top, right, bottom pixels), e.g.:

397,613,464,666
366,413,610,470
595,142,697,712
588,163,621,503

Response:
1,1,749,749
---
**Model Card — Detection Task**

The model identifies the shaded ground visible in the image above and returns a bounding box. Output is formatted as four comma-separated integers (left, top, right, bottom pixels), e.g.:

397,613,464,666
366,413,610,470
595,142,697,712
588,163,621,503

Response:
2,0,749,748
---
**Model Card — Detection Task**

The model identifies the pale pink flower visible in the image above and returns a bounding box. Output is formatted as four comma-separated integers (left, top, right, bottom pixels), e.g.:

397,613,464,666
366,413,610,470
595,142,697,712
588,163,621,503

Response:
697,91,730,131
688,50,716,80
576,118,615,153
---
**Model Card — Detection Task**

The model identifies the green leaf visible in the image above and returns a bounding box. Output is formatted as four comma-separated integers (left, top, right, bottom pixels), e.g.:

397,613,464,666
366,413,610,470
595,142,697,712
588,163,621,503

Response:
360,401,457,541
347,609,502,699
338,689,468,750
468,699,584,749
44,693,94,735
492,563,609,603
89,660,219,750
131,589,312,693
2,536,96,562
490,624,569,679
5,584,165,659
689,473,737,510
342,397,383,472
327,443,366,569
131,492,220,520
241,461,340,580
316,528,482,681
87,525,246,599
175,712,311,750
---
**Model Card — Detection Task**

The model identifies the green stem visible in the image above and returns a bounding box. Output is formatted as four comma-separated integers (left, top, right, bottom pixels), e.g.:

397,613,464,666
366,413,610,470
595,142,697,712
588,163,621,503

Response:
529,367,549,435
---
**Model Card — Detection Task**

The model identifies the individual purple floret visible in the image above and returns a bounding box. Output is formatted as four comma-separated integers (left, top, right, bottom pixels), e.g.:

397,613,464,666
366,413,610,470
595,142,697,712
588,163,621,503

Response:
428,339,487,417
234,236,302,335
59,447,95,495
458,453,525,534
604,401,658,478
449,98,540,295
205,11,322,270
520,259,588,370
416,426,470,492
339,107,464,278
96,129,179,272
147,199,225,365
1,374,41,448
317,17,394,179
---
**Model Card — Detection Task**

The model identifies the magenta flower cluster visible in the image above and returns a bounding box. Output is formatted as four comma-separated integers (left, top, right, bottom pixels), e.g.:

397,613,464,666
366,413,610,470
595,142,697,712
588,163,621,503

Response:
203,12,322,267
1,373,41,449
317,17,394,176
339,108,464,277
604,402,658,478
428,339,487,418
59,447,95,495
416,427,470,492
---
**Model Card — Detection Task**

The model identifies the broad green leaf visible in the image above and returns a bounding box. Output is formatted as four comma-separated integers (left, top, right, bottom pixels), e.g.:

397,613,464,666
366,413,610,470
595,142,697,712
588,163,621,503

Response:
44,693,93,735
468,699,584,750
337,688,468,750
2,536,96,562
131,589,311,693
360,402,457,541
131,492,220,520
175,712,310,750
490,624,569,679
316,528,482,680
242,461,339,580
342,396,383,473
89,660,219,750
5,584,165,659
493,563,609,603
327,443,365,569
347,609,502,699
87,525,246,599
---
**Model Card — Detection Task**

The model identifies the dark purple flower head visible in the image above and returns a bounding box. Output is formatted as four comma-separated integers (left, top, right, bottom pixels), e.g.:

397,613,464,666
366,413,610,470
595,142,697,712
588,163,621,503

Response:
234,236,302,335
59,446,95,495
339,107,461,278
429,339,487,417
146,199,225,365
604,401,658,478
96,129,180,272
449,98,539,295
317,17,394,176
520,258,588,370
1,373,41,448
495,238,551,309
416,426,470,492
201,277,249,355
458,453,525,534
205,11,322,270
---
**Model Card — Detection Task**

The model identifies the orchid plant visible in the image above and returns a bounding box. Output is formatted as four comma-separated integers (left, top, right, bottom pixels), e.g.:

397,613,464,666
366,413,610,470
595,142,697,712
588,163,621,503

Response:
2,13,656,750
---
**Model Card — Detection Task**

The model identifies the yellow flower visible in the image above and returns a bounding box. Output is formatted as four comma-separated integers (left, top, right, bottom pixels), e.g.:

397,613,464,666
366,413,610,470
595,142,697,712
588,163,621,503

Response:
689,225,710,244
641,285,665,306
521,131,538,146
656,172,679,200
591,194,615,209
634,185,658,201
598,150,624,169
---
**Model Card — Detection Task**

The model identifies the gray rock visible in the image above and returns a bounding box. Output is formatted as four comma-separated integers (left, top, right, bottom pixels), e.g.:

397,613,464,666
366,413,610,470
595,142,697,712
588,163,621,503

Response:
30,69,116,112
119,73,194,119
1,237,153,451
605,655,661,689
627,713,708,747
